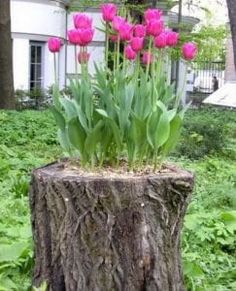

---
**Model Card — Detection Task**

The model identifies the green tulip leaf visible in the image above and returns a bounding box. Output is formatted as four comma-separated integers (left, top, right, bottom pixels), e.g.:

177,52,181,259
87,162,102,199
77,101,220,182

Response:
68,117,86,156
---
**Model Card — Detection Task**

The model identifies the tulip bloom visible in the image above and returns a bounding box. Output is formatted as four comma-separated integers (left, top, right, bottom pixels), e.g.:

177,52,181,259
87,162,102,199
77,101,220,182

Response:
68,29,81,45
142,51,154,65
182,42,198,61
166,31,179,47
112,16,126,32
144,8,162,22
130,37,144,52
48,37,62,53
78,51,90,64
110,34,118,42
124,45,137,60
73,13,92,29
146,19,164,37
118,22,133,41
133,24,146,38
101,3,117,22
78,28,94,46
154,32,167,49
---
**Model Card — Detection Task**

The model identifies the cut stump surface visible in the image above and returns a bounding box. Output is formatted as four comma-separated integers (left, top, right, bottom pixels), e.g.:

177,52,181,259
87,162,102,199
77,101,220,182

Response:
30,161,194,291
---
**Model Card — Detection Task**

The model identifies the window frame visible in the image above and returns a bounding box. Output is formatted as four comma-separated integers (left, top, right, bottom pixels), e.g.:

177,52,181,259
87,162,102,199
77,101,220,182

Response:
29,41,45,91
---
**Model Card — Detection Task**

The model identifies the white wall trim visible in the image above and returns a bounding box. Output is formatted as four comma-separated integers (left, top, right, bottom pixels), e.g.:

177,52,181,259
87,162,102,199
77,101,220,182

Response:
12,0,66,9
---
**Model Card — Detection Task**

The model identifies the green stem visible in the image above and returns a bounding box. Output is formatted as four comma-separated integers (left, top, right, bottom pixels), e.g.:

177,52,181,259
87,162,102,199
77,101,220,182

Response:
84,46,89,81
53,53,61,109
136,53,140,84
116,36,120,71
74,45,78,77
105,23,109,69
154,150,158,171
146,37,153,80
53,53,57,84
153,49,163,105
123,48,127,76
113,42,117,71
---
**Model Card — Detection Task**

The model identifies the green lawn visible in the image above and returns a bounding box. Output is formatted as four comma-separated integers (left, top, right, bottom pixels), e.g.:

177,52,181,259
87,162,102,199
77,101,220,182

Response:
0,108,235,290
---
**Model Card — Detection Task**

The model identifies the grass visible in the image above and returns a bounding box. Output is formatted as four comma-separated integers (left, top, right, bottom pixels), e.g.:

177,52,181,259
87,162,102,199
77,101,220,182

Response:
0,107,235,290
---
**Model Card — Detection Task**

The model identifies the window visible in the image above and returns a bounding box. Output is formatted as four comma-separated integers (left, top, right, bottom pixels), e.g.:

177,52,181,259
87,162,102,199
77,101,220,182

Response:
29,42,44,90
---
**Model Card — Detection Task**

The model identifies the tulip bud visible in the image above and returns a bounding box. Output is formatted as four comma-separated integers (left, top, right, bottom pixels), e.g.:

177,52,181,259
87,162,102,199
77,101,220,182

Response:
166,31,179,47
118,22,133,42
130,37,144,52
73,13,92,29
133,24,146,38
154,32,167,49
48,37,62,53
142,52,154,65
78,28,95,46
68,29,81,45
101,3,117,22
146,19,164,37
182,42,198,61
144,8,162,23
124,45,137,61
78,51,90,64
112,16,126,32
110,34,118,42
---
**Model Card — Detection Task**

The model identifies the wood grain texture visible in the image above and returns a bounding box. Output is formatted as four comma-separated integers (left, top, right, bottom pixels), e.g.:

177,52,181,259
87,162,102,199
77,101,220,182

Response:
30,161,194,291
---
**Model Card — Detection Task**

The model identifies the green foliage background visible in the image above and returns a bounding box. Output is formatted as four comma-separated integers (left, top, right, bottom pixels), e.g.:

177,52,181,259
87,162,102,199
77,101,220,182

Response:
0,107,235,290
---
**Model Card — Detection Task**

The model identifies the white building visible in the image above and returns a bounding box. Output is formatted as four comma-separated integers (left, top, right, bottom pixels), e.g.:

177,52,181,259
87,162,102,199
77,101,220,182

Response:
11,0,105,91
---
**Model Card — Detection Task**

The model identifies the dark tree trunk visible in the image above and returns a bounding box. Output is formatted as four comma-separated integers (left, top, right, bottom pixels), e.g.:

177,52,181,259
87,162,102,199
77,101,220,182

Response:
227,0,236,72
0,0,15,109
30,161,194,291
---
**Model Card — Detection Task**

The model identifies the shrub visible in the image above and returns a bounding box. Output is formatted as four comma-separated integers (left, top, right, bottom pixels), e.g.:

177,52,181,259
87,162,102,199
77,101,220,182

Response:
175,110,226,159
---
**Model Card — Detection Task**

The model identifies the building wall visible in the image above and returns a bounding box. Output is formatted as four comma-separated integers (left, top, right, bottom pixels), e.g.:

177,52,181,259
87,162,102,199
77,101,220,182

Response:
11,0,105,90
11,0,66,38
11,0,67,90
225,37,236,82
13,38,29,90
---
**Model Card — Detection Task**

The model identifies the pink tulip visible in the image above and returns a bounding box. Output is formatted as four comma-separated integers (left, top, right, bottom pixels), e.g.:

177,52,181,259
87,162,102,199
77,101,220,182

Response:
124,45,137,60
78,51,90,64
48,37,62,53
130,37,144,52
166,31,179,47
146,19,164,37
110,34,118,42
112,16,126,32
154,32,167,49
101,3,117,22
73,13,92,29
67,29,81,45
142,51,154,65
118,22,133,41
133,24,146,38
144,8,162,22
182,42,198,61
78,28,94,46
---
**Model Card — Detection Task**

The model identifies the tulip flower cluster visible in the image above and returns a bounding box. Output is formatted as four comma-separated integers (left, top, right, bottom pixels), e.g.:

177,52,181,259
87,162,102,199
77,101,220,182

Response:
48,13,94,66
100,4,197,65
48,4,199,170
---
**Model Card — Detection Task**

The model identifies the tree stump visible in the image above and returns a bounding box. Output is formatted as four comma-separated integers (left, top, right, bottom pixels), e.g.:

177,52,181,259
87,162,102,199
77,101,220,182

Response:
30,161,194,291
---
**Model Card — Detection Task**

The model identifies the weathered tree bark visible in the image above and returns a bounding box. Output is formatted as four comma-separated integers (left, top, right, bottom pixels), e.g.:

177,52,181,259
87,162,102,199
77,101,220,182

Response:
30,161,194,291
0,0,15,109
227,0,236,72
